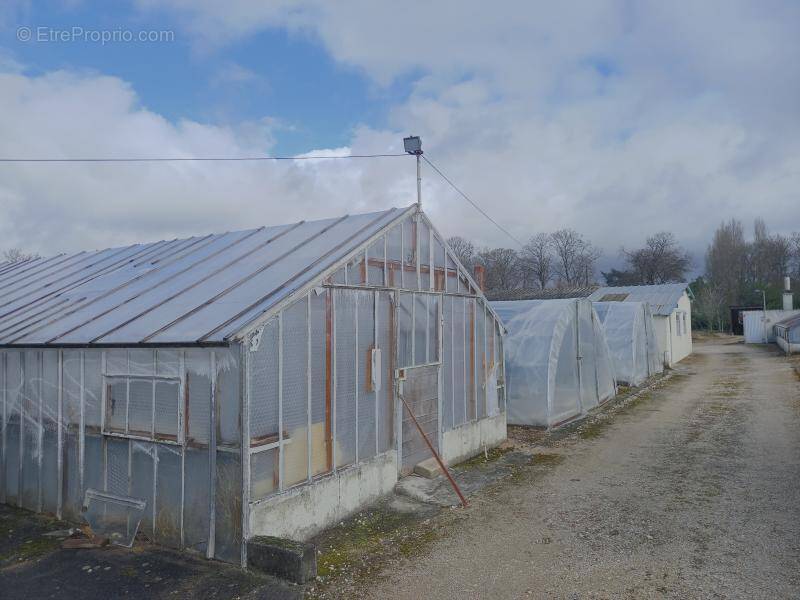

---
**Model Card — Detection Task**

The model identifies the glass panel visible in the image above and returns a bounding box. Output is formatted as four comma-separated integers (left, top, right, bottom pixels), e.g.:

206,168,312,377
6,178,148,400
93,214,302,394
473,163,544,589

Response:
41,350,59,513
453,298,468,425
476,302,486,419
186,350,212,446
63,350,81,427
282,298,309,488
84,350,102,431
346,251,366,286
154,444,181,546
129,349,154,376
419,219,431,290
250,448,277,501
21,351,39,510
428,295,439,363
334,289,356,468
357,293,376,461
397,293,413,368
376,292,394,453
156,349,180,379
442,297,453,430
329,266,346,285
414,294,427,364
106,379,127,433
105,349,127,376
131,441,155,538
250,319,279,444
184,447,210,553
128,380,153,436
367,236,385,286
214,450,242,562
446,254,458,293
4,352,22,505
216,348,240,447
309,289,331,477
154,381,179,440
386,225,402,287
403,218,418,290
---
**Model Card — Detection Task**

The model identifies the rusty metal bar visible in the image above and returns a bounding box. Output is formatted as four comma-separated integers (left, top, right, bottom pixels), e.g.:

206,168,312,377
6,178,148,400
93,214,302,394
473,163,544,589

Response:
398,384,467,508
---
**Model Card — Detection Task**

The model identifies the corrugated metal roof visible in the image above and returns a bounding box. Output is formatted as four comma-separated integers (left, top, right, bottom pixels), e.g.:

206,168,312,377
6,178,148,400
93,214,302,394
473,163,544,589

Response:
0,206,409,347
486,286,598,301
775,312,800,330
587,283,688,316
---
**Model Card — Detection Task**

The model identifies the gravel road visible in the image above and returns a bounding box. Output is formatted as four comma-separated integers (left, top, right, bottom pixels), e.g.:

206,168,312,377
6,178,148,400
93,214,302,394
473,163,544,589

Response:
361,339,800,599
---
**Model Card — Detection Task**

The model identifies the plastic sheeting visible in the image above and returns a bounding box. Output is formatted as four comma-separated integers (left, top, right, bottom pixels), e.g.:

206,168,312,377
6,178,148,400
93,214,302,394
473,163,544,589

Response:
493,299,615,428
0,346,241,563
593,302,663,386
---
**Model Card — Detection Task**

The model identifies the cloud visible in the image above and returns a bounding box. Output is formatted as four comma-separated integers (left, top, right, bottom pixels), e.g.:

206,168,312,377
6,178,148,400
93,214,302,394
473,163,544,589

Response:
0,67,418,256
2,1,799,274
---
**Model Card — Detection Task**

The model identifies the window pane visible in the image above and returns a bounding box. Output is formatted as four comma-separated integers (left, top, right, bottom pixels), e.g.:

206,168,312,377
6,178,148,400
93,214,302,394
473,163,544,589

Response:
128,379,153,435
367,236,385,286
346,251,366,286
414,294,427,364
106,380,127,432
403,218,418,290
154,381,179,440
249,319,279,444
387,225,402,287
309,289,330,476
282,298,309,488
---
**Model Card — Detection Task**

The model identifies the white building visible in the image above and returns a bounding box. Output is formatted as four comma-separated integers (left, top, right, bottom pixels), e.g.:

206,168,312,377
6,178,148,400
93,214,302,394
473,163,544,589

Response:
588,284,693,367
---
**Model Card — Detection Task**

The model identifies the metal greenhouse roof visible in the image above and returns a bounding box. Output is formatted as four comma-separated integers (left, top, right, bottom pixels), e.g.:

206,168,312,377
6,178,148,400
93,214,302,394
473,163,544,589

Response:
0,206,410,347
587,283,689,316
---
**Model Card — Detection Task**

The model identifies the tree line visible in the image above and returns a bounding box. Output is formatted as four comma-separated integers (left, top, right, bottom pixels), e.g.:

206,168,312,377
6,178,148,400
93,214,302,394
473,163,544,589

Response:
447,229,691,293
693,219,800,330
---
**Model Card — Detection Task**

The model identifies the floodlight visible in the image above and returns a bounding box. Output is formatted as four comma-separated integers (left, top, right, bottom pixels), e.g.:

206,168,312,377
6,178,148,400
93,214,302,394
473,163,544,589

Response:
403,136,422,155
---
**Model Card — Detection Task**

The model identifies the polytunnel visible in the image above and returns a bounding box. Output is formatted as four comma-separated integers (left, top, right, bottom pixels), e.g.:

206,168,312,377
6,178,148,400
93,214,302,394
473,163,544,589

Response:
492,299,616,428
592,301,662,386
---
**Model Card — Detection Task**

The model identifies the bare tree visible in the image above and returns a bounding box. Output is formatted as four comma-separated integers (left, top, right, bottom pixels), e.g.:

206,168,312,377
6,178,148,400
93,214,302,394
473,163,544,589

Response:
446,236,476,270
705,219,748,310
2,248,40,263
694,278,726,331
621,231,692,284
550,229,600,286
520,233,553,290
477,247,520,292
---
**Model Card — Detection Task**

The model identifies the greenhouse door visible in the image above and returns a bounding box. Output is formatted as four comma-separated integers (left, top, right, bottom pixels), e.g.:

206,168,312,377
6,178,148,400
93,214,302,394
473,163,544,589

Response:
398,363,440,474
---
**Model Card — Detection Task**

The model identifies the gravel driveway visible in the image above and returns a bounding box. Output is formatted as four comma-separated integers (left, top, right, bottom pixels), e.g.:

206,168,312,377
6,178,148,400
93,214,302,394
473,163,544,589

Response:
361,338,800,599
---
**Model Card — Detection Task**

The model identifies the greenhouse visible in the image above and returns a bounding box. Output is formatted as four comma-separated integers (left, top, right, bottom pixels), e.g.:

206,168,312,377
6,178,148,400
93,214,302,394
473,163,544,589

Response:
774,313,800,354
492,299,616,428
0,204,506,566
593,301,663,386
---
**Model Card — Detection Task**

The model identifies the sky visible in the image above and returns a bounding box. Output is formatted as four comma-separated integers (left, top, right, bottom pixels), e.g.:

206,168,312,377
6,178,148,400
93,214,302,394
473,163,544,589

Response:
0,1,798,277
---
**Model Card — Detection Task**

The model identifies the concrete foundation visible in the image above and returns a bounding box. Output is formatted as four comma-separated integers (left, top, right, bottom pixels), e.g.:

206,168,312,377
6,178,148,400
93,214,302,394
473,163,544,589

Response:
441,413,507,466
248,450,398,542
247,536,317,584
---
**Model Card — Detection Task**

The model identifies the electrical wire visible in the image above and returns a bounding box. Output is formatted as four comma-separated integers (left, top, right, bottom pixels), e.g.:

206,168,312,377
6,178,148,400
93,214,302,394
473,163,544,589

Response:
422,155,525,248
0,153,407,163
0,147,523,249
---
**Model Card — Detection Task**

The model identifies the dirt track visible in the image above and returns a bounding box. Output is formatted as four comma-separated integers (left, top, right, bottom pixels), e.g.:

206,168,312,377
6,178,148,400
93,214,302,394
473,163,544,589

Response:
362,339,800,599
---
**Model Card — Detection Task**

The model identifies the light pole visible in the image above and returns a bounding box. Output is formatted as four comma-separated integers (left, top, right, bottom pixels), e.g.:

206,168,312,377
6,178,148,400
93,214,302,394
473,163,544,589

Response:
755,288,767,342
403,136,423,208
